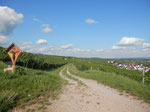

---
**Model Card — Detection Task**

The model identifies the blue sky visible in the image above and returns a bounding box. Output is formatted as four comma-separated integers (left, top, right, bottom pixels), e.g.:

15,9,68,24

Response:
0,0,150,58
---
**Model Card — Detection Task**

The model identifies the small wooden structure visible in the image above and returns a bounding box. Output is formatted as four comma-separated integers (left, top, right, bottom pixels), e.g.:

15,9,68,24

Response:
6,43,21,72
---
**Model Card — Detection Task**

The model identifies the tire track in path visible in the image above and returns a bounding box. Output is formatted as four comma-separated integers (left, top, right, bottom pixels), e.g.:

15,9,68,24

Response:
46,67,150,112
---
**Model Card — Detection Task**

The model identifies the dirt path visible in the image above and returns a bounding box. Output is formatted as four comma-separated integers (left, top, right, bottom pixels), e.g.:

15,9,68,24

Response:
46,67,150,112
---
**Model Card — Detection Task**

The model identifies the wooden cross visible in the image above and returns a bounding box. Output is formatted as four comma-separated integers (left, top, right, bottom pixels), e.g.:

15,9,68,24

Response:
10,51,20,61
6,43,21,72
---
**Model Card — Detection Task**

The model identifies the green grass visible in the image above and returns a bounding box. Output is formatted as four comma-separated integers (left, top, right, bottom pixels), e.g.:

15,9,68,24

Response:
0,61,64,112
72,61,143,82
69,65,150,103
0,45,150,111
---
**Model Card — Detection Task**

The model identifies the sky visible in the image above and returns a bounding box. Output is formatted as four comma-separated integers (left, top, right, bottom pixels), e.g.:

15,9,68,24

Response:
0,0,150,58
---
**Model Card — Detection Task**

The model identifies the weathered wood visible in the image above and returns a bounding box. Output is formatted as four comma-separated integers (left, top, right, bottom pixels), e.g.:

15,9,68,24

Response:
6,43,21,72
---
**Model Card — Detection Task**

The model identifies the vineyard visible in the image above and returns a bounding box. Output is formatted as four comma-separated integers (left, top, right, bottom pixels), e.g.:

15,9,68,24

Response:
0,46,65,70
71,58,150,85
0,45,150,111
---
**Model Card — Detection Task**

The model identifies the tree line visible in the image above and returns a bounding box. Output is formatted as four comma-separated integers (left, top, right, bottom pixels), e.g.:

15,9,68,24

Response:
0,46,65,70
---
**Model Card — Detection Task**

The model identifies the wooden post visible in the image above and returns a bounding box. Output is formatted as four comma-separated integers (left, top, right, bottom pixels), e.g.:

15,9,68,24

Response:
142,69,145,84
12,64,15,72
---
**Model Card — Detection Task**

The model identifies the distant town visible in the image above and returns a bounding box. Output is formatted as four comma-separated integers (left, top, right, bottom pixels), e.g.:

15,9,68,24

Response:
108,61,150,72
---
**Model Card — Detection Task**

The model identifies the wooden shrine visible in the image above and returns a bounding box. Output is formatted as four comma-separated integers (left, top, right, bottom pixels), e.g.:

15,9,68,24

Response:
6,43,21,72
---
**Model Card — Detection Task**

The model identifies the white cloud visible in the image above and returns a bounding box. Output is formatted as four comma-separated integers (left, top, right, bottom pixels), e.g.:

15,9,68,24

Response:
60,44,73,49
107,36,150,58
143,43,150,48
85,18,98,24
33,18,39,22
19,36,150,58
20,45,34,50
112,46,126,50
20,43,150,58
36,46,49,52
71,48,90,52
0,35,9,45
41,24,52,33
0,6,23,35
96,49,104,52
117,37,144,46
21,42,32,46
36,39,47,45
20,42,33,50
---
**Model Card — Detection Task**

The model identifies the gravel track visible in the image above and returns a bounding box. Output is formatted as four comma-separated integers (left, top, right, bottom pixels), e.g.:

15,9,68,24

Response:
46,67,150,112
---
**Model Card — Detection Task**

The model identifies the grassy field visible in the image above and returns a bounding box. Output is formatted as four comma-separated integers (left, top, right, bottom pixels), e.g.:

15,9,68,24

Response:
69,65,150,103
0,61,64,112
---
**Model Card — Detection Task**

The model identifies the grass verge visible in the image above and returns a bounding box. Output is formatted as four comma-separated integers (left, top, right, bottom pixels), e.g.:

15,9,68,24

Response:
0,61,64,112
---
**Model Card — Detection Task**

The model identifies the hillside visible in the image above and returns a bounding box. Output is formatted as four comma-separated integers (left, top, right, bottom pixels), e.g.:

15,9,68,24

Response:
0,46,66,111
0,46,150,111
